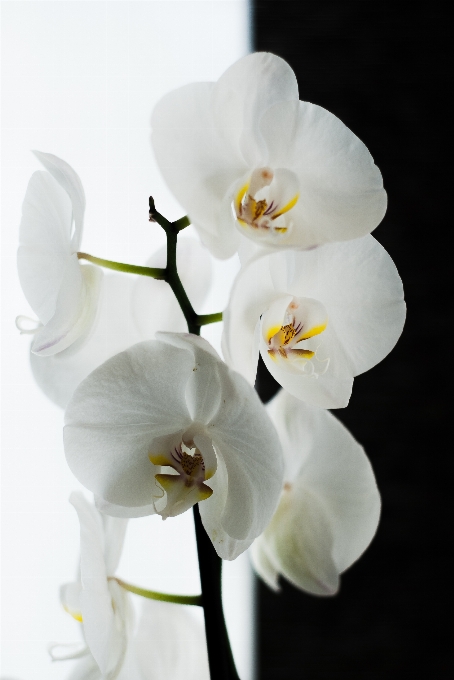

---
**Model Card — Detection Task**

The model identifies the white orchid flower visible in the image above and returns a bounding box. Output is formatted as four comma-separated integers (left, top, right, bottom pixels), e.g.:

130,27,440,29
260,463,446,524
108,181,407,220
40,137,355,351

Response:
251,390,380,596
17,152,102,356
151,52,386,260
64,333,284,560
55,492,130,680
222,235,406,408
30,238,212,409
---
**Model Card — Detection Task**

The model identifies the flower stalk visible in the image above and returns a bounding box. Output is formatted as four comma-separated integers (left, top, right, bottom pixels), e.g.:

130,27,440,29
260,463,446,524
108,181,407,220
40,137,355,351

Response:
113,577,202,607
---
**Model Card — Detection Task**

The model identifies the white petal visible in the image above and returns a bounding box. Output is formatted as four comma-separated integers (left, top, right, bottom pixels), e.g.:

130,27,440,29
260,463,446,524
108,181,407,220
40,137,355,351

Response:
134,600,209,680
259,485,340,595
222,253,277,384
268,391,381,575
31,261,102,356
17,171,72,323
287,236,406,375
95,496,157,519
60,581,82,619
250,541,280,592
70,493,129,678
102,514,128,576
30,274,143,409
33,150,86,249
260,99,387,246
67,654,101,680
151,82,246,258
64,341,194,509
213,52,299,167
260,323,354,409
199,453,254,561
208,363,283,544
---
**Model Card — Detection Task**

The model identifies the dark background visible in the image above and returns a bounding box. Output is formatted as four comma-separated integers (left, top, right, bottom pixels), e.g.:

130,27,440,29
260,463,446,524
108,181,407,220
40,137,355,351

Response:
253,2,449,678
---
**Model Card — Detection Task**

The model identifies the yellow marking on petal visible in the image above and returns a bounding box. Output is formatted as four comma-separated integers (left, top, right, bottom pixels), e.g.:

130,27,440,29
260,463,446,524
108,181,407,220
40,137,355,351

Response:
198,484,214,501
155,474,182,490
299,320,328,340
271,193,299,219
235,182,249,212
149,453,172,467
290,349,315,359
63,604,83,622
205,467,216,481
237,217,248,227
266,325,282,343
267,350,278,362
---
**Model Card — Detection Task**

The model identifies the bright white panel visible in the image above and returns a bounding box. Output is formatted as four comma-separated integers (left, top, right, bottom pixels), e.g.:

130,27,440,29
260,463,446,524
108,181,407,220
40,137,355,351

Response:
1,2,252,679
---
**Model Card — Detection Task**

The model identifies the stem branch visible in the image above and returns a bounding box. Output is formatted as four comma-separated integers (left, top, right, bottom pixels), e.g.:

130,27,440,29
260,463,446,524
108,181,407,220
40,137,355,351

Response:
114,578,202,606
77,253,165,279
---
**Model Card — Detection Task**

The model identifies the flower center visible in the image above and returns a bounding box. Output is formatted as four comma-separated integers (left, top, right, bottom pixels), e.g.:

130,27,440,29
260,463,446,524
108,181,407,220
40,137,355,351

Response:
233,167,299,239
149,442,214,519
263,296,330,376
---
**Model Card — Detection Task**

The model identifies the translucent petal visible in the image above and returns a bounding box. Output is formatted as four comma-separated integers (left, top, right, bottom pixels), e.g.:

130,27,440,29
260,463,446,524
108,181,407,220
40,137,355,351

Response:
31,261,102,356
134,600,209,680
69,493,130,678
18,171,72,323
30,274,143,409
250,540,280,592
268,391,381,575
33,150,86,249
259,486,340,596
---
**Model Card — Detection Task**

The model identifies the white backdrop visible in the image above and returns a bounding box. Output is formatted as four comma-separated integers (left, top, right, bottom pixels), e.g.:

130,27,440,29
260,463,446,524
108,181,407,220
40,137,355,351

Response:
1,2,253,678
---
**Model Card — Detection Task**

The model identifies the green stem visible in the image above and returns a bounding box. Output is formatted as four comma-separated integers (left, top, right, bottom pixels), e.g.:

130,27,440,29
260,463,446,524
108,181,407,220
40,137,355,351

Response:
113,577,202,606
77,252,165,279
198,312,223,326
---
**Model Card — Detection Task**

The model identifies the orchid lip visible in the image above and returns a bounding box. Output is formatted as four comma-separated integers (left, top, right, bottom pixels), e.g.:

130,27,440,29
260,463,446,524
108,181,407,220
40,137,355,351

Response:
264,296,329,376
233,167,299,238
149,441,214,519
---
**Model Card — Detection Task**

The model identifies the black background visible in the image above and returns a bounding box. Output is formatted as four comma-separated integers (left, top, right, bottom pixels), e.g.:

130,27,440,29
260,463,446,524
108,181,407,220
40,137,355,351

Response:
253,2,449,678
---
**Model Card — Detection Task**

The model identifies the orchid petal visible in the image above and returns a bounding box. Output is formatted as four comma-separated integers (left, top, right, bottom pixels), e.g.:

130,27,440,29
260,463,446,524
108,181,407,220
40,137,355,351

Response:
250,541,280,592
33,150,86,249
222,253,277,384
69,493,130,678
18,171,72,323
259,99,387,246
257,391,381,594
213,52,299,167
31,260,102,356
286,236,406,376
208,362,283,543
30,275,143,409
64,341,194,509
134,600,209,680
151,82,245,258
